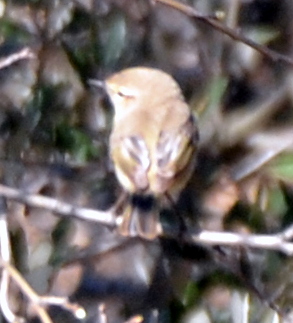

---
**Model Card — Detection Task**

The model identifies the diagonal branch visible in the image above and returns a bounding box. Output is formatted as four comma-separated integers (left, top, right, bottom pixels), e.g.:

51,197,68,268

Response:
155,0,293,66
0,184,115,227
0,194,86,323
1,261,86,323
0,47,35,70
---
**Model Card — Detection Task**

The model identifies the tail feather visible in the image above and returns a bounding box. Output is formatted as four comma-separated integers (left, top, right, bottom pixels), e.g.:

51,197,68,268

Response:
118,196,159,239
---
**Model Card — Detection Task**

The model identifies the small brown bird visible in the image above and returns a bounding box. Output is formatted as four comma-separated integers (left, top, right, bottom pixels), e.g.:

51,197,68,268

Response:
105,67,199,239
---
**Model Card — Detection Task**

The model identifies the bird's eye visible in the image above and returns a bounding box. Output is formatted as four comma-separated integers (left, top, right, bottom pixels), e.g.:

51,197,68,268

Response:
116,86,135,98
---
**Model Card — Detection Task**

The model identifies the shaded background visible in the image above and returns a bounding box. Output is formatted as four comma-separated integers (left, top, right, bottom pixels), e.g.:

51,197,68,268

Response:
1,0,293,322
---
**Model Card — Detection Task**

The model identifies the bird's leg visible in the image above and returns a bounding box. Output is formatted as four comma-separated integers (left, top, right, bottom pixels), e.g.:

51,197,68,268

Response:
165,193,187,240
110,191,129,216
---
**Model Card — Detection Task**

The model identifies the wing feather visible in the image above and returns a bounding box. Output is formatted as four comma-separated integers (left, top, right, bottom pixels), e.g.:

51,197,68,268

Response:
111,135,151,192
156,115,198,177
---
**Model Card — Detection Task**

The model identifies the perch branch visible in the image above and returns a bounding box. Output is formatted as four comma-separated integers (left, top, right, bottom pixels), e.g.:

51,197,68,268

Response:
1,184,293,254
190,230,293,255
0,183,115,227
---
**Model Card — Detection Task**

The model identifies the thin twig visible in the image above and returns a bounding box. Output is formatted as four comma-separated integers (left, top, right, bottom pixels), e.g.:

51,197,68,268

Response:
0,198,11,264
37,296,86,319
0,270,20,323
0,190,86,322
98,304,107,323
189,230,293,255
2,262,54,323
0,197,19,323
278,223,293,241
0,47,35,70
1,261,86,322
0,184,115,226
125,315,144,323
155,0,293,66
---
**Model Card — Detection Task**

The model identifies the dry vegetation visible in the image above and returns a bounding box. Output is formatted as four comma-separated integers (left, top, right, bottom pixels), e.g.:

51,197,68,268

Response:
0,0,293,322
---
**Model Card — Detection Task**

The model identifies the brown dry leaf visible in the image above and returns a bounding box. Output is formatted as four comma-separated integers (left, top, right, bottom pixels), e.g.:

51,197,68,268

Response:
49,262,83,297
201,171,239,231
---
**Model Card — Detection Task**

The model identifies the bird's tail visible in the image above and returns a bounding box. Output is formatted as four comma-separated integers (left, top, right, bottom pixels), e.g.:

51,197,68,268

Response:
118,194,160,240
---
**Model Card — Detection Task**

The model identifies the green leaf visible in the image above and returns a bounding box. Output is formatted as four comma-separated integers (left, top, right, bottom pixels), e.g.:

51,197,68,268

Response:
209,76,229,108
100,11,127,68
269,153,293,181
0,19,31,41
55,123,99,163
183,281,200,308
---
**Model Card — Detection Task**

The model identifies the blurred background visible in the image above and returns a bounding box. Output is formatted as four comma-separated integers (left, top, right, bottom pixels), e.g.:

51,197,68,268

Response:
1,0,293,322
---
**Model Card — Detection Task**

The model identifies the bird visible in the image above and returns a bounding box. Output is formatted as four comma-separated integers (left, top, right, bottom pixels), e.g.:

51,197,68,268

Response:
105,67,199,239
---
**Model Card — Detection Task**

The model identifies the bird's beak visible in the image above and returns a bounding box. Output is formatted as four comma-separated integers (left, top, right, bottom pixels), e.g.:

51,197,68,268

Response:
88,79,107,92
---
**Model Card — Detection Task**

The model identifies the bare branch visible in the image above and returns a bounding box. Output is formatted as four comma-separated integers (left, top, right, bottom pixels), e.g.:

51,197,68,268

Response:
0,183,293,254
155,0,293,66
0,191,86,322
37,295,86,319
0,195,53,323
0,269,21,323
0,198,11,264
125,315,144,323
0,47,35,70
0,197,19,323
0,261,86,323
98,304,108,323
0,184,115,227
189,230,293,255
277,223,293,241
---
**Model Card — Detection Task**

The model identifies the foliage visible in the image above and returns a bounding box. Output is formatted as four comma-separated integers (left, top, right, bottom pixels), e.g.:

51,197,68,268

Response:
0,0,293,323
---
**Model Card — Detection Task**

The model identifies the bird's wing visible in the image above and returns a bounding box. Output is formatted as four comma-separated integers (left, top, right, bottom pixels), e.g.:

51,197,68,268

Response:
111,135,151,192
156,115,198,179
